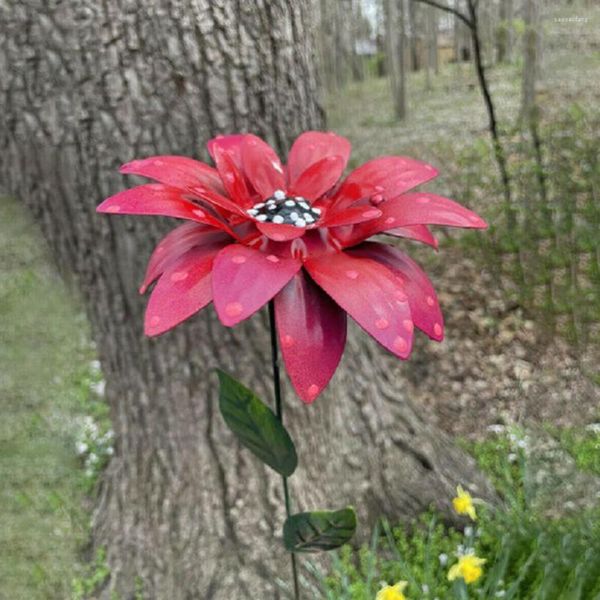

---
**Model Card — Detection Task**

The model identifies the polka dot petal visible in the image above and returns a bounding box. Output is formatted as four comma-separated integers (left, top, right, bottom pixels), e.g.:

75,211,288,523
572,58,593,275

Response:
348,242,444,341
144,244,222,336
275,271,347,404
212,244,302,326
305,252,413,359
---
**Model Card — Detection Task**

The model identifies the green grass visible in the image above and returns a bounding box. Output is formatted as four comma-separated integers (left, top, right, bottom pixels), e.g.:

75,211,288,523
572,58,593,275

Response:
0,197,97,599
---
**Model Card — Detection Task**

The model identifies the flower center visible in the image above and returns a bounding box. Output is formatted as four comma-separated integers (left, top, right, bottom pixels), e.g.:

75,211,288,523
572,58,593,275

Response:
247,189,321,228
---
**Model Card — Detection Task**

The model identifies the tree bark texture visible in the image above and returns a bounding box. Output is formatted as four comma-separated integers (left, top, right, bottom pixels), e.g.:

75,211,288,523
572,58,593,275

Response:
0,1,494,598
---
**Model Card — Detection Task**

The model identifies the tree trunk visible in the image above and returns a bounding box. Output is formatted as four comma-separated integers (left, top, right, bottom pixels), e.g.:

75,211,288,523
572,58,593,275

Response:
408,0,420,71
386,0,408,119
0,1,494,598
425,4,438,90
521,0,539,121
496,0,514,63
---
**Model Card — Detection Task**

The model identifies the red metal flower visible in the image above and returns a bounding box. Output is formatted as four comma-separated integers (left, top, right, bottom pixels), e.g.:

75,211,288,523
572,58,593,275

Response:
97,132,486,403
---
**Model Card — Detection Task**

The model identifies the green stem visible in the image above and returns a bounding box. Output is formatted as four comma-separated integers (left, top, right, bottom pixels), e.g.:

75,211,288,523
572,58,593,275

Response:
268,300,300,600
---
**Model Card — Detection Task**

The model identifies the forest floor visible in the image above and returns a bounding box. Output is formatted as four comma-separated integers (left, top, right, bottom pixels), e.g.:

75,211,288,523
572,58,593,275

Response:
2,24,600,599
327,41,600,439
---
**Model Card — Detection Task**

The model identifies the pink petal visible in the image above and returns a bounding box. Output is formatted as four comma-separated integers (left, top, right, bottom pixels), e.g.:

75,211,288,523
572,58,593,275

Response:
144,244,221,336
275,271,347,404
120,155,224,194
288,155,345,201
380,193,487,229
140,223,229,293
287,131,351,185
256,222,306,242
333,156,439,210
97,184,236,235
241,134,286,199
207,134,247,169
212,244,301,326
348,242,444,341
305,252,413,359
210,144,252,207
385,224,439,249
322,204,382,227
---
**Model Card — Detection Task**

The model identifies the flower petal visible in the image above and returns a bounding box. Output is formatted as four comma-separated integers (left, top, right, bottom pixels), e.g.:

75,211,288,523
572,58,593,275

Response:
144,244,223,336
288,155,345,201
287,131,351,184
256,221,306,242
385,224,439,249
207,134,246,168
322,204,382,228
212,244,301,326
305,252,413,358
210,144,252,207
97,184,236,235
119,155,224,194
348,242,444,341
379,193,488,229
275,271,347,403
140,223,229,293
333,156,439,209
241,134,286,199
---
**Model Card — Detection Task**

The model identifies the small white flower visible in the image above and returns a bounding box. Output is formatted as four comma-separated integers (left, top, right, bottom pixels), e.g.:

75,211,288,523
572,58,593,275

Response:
438,552,448,565
487,424,505,434
76,442,88,455
517,439,528,449
464,526,474,537
422,584,429,594
91,380,106,396
508,452,517,463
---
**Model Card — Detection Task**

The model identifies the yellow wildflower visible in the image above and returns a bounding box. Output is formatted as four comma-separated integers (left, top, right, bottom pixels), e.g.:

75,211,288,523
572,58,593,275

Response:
376,580,408,600
452,485,477,520
448,554,486,584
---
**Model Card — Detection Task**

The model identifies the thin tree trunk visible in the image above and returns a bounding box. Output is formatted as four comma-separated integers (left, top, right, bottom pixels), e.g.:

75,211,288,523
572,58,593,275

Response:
0,1,494,598
521,0,539,121
497,0,514,63
386,0,408,119
409,0,420,71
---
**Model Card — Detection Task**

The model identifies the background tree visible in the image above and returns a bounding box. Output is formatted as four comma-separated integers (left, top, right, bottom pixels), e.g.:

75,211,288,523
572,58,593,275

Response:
497,0,514,63
425,4,439,90
521,0,541,121
385,0,409,118
0,0,494,597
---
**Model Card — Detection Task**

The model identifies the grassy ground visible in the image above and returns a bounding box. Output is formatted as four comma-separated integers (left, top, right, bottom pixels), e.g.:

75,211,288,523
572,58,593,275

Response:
0,197,95,599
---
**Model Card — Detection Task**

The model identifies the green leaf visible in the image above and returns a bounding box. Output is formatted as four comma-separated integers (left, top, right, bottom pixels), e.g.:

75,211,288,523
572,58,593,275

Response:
216,369,297,477
283,507,357,553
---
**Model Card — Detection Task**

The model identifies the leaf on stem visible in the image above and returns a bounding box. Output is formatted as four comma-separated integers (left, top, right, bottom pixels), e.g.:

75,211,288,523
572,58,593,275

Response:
216,369,297,477
283,507,357,553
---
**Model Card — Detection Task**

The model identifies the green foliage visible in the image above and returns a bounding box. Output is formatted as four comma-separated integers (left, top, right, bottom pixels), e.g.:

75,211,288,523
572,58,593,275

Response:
447,105,600,348
559,426,600,476
315,428,600,599
217,369,297,477
284,507,357,553
71,548,111,600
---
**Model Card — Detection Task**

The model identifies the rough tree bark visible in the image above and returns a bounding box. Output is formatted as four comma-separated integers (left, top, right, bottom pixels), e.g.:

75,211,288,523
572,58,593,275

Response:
0,1,494,598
